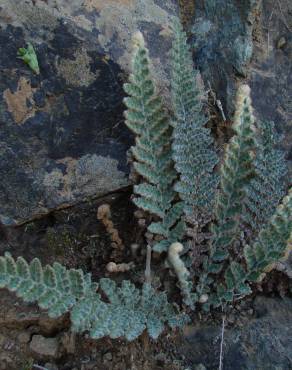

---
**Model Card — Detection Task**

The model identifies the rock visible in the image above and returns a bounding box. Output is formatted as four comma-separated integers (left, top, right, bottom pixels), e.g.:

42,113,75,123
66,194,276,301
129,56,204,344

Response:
17,331,31,344
30,335,60,359
182,296,292,370
44,363,59,370
190,0,292,176
0,292,66,334
103,351,113,362
60,331,76,354
249,1,292,177
0,0,179,226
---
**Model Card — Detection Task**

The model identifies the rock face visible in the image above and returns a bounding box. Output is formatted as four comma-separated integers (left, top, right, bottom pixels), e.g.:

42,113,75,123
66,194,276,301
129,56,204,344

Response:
190,0,292,175
183,296,292,370
0,0,178,225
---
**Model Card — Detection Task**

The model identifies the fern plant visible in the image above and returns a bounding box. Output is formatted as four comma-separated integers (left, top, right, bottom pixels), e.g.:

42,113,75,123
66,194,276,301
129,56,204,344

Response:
197,86,291,309
123,32,185,253
244,120,287,232
0,253,188,341
170,20,218,217
1,19,291,343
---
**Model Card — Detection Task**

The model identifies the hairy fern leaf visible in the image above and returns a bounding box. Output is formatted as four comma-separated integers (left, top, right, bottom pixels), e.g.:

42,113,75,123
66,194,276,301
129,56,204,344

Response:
0,253,188,341
245,188,292,278
170,20,218,217
210,85,256,265
123,32,184,252
202,188,292,310
197,85,256,300
244,120,287,232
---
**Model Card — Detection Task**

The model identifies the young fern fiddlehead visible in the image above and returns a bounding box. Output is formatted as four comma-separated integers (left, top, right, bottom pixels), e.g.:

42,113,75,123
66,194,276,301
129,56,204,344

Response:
123,32,185,253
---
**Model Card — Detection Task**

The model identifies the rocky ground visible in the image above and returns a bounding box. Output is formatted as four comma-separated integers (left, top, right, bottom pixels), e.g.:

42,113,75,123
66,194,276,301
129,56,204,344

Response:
0,195,292,370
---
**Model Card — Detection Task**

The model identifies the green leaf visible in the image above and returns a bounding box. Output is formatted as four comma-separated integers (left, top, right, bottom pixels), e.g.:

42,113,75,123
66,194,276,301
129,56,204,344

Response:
30,258,43,282
152,240,169,253
148,222,167,237
17,43,40,74
212,249,229,262
43,266,57,288
230,261,246,283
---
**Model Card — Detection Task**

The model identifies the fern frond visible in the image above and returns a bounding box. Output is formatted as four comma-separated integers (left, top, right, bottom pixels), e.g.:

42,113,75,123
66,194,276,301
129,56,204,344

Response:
197,85,256,301
245,188,292,279
124,31,185,252
244,120,287,232
170,20,219,217
202,189,292,310
210,84,256,265
0,253,188,341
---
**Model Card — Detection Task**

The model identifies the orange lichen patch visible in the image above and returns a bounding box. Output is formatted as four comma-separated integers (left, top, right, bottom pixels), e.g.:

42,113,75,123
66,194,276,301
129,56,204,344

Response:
3,77,36,124
84,0,133,12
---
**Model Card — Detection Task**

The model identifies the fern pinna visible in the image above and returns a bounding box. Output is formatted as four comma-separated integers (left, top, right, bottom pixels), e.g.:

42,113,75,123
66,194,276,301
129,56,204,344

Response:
244,120,287,232
0,253,188,341
123,32,184,252
170,21,218,217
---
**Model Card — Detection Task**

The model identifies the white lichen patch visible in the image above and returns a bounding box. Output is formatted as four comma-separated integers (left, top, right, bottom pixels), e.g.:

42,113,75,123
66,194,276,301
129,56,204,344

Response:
57,49,97,87
43,154,128,206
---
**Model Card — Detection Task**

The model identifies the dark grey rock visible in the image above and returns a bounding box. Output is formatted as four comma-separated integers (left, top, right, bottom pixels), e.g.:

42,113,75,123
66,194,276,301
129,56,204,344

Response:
0,0,179,225
191,0,292,176
183,296,292,370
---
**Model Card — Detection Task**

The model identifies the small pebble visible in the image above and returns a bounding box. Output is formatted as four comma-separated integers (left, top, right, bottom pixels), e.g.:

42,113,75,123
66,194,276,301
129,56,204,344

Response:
17,331,31,344
44,363,58,370
103,352,113,362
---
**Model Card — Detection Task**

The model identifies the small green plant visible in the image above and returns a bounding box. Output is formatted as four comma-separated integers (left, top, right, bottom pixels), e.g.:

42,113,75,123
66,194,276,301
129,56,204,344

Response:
17,43,40,74
1,18,291,343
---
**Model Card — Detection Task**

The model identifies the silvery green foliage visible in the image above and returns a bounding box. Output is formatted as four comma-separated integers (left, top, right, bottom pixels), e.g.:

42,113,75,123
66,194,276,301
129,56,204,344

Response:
123,32,185,253
170,20,218,217
244,188,292,282
197,85,257,302
204,188,292,310
209,86,256,268
0,253,189,341
244,120,287,232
